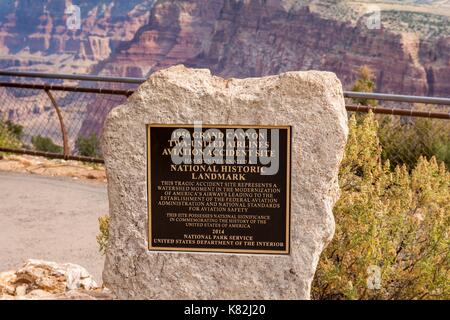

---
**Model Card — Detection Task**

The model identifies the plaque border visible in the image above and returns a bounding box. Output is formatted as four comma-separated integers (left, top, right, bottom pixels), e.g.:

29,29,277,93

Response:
146,124,292,255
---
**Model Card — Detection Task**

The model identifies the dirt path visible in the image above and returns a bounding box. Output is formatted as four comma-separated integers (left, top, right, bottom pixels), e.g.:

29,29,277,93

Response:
0,171,108,283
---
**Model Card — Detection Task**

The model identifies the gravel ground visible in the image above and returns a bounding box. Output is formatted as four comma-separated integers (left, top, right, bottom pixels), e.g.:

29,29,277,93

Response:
0,171,108,283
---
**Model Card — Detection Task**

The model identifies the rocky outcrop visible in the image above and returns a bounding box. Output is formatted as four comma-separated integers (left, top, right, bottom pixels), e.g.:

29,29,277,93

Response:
420,37,450,97
0,259,112,300
94,0,224,77
0,0,156,72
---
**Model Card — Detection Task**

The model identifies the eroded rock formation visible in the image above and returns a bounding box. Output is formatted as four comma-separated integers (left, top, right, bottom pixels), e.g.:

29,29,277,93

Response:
97,0,450,97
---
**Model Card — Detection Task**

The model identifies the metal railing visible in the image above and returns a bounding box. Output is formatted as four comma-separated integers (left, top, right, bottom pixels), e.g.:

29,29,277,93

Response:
2,70,450,105
0,70,144,84
0,71,449,165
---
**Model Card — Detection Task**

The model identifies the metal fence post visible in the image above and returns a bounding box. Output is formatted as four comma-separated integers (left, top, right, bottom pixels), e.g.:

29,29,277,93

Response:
45,89,70,158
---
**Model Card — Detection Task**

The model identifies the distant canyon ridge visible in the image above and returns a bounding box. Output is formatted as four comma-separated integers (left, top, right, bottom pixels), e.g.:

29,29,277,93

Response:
0,0,449,97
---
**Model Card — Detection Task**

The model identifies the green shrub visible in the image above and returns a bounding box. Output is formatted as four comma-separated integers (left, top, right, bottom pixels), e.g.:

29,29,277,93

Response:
0,120,22,149
312,112,450,300
377,114,450,169
76,133,101,158
351,66,449,170
97,215,109,255
31,135,63,153
4,121,23,141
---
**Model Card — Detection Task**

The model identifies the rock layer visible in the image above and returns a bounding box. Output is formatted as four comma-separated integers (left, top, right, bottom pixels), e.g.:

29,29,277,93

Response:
101,65,348,299
0,1,448,97
98,0,450,97
0,0,156,73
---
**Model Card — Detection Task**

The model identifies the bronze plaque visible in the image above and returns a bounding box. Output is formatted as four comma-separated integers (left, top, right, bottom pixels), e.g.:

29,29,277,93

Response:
147,124,291,254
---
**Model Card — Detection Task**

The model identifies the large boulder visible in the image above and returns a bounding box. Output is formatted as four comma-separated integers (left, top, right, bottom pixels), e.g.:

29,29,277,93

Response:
102,65,348,299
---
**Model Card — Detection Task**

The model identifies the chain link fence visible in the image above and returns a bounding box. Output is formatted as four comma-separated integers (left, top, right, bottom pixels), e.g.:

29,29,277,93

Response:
0,74,449,168
345,102,450,169
376,112,450,169
0,82,131,162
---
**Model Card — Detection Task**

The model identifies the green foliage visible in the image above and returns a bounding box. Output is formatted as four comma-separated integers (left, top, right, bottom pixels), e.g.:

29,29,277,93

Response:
31,135,63,153
76,133,101,158
351,65,449,170
377,114,450,169
0,120,22,149
4,121,23,141
351,65,378,107
97,215,109,255
312,112,450,300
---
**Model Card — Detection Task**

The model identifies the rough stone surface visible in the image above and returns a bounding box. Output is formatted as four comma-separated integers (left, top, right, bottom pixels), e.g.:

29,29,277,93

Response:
0,259,112,300
102,65,348,299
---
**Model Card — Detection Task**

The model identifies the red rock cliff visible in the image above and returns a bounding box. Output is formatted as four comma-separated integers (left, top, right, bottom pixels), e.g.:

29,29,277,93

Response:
97,0,449,97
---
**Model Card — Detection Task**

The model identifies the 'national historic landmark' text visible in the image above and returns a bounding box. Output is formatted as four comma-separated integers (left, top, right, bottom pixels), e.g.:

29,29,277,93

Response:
147,124,291,254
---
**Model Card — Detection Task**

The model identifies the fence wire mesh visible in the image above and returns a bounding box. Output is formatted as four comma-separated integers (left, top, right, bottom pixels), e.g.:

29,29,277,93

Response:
346,109,450,169
376,112,449,169
0,81,449,168
0,85,127,160
345,97,450,169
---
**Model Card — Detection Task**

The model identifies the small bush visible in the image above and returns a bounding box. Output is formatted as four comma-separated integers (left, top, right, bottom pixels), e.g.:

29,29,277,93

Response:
97,215,109,255
312,112,450,300
76,133,101,158
31,135,63,153
350,66,449,170
377,114,450,169
0,120,22,149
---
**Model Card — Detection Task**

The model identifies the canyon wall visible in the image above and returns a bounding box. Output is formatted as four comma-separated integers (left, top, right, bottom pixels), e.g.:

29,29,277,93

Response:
0,0,155,73
1,0,448,96
97,0,449,97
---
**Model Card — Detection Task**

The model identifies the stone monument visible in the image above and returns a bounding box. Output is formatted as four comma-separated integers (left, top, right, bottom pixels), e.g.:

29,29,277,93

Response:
102,65,348,299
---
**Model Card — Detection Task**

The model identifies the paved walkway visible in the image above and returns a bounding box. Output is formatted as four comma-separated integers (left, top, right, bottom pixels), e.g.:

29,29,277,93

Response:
0,172,108,282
